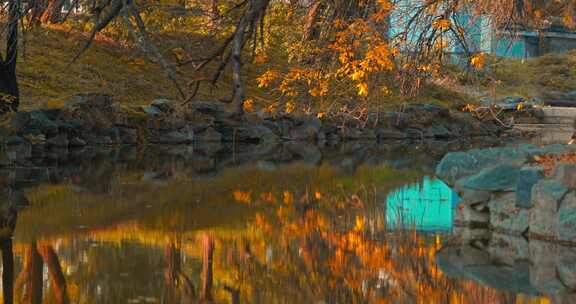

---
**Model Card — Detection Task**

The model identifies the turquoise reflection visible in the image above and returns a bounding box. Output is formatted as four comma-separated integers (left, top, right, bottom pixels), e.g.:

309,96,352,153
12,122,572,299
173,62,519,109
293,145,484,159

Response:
386,176,458,231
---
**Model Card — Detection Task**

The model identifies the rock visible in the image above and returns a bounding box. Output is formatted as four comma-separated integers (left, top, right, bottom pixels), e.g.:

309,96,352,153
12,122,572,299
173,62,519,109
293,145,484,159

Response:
28,110,59,136
63,93,116,131
556,246,576,289
515,167,543,208
197,127,222,143
459,189,492,205
86,135,113,145
190,101,226,116
459,165,521,192
377,128,406,140
557,191,576,242
155,130,194,144
489,233,530,264
405,128,424,139
382,112,408,128
530,180,568,238
436,245,538,295
10,112,30,132
118,127,139,144
69,137,87,147
65,93,113,109
340,128,377,140
436,151,478,186
428,124,452,138
6,135,28,146
151,99,175,113
552,164,576,189
141,105,162,117
530,240,568,294
231,125,278,144
455,203,490,226
488,192,529,235
289,117,322,141
46,134,69,147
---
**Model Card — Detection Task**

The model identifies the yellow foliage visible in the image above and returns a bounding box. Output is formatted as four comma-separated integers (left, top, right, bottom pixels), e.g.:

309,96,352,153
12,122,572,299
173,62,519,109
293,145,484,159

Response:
357,82,369,97
470,53,487,69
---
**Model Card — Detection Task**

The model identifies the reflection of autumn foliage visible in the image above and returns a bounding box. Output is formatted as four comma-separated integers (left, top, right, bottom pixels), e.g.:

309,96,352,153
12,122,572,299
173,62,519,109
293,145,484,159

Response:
229,188,546,303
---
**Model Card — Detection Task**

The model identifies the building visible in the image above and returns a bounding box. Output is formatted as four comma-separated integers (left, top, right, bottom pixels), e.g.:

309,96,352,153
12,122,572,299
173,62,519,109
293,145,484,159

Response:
389,0,576,60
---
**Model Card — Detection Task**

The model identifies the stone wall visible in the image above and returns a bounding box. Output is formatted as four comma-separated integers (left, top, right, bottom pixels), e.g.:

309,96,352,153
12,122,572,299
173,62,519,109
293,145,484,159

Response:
0,94,502,158
436,144,576,243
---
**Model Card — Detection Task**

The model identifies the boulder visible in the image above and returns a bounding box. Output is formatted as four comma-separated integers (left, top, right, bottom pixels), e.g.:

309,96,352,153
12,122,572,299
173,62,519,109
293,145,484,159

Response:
458,189,492,205
552,164,576,189
46,134,69,147
10,112,30,132
340,128,377,141
459,165,521,192
154,130,194,144
455,203,490,226
196,127,222,143
151,99,175,113
515,167,543,208
427,124,452,139
141,105,162,117
289,117,322,141
557,191,576,243
556,246,576,290
118,127,139,144
530,240,568,294
488,192,529,235
530,180,568,238
69,137,87,147
190,101,226,117
376,128,407,140
436,245,538,295
65,93,113,109
28,110,59,136
228,125,278,144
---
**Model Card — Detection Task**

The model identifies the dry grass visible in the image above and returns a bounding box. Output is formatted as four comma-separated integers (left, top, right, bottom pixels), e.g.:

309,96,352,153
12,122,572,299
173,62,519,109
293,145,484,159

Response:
17,24,273,110
490,50,576,98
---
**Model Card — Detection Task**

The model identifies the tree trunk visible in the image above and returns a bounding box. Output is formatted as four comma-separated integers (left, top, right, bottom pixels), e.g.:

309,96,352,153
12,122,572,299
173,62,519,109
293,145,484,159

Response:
0,0,20,114
40,0,66,24
302,1,323,41
230,0,270,115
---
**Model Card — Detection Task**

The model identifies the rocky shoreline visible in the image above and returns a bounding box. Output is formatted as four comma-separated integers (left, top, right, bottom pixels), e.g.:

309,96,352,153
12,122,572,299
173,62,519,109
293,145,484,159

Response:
436,144,576,243
435,144,576,299
0,93,504,166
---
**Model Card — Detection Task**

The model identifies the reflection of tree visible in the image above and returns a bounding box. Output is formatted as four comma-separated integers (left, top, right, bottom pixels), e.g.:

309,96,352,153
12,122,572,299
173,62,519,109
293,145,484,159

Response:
0,185,18,304
200,235,214,302
15,243,70,304
163,241,195,300
37,244,70,304
0,238,14,304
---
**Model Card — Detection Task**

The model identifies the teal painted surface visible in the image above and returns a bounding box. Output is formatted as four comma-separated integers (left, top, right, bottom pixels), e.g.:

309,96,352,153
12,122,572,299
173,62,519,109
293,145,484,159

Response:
495,38,527,58
386,177,458,231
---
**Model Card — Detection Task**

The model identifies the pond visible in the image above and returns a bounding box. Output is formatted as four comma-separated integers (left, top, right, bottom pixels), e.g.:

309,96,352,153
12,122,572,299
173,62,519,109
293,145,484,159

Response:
0,142,552,303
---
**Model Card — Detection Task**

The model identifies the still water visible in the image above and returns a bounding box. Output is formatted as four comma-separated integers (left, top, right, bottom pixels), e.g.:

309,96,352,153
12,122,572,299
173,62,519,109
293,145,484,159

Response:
0,143,551,303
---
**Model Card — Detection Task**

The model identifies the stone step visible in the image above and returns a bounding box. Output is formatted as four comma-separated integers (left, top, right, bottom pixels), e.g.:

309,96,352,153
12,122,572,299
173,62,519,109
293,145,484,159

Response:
514,124,574,132
538,107,576,124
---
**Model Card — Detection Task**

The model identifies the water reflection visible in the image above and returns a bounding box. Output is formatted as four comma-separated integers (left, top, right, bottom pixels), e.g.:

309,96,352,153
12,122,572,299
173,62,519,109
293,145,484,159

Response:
386,177,458,231
0,143,552,303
